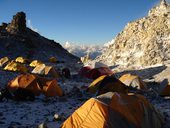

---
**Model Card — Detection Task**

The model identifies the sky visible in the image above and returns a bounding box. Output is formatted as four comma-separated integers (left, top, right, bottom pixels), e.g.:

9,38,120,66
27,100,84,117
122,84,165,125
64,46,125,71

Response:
0,0,166,45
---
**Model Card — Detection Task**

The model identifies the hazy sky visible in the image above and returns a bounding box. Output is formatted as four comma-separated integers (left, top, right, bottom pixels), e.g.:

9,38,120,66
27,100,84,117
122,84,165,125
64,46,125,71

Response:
0,0,165,45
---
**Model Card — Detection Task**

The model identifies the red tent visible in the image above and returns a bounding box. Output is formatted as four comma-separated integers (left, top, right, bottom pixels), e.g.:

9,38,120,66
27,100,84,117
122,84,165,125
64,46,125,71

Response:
79,66,113,79
88,67,113,79
78,66,92,77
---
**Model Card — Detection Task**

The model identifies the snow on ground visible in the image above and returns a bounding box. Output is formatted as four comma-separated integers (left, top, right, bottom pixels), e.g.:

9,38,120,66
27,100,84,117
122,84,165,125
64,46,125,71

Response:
0,65,170,128
0,78,92,128
0,96,82,127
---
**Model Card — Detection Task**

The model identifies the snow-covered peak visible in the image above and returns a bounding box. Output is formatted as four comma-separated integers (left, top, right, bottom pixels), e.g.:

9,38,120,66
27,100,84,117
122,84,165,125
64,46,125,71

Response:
63,42,103,59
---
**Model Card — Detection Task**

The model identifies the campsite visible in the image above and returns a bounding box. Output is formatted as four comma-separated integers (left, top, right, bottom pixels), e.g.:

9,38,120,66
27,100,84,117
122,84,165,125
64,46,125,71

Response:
0,0,170,128
0,56,169,128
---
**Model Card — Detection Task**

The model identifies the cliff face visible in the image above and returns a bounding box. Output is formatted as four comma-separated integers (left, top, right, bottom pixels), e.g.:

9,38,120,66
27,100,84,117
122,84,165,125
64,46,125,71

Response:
96,1,170,67
0,12,79,62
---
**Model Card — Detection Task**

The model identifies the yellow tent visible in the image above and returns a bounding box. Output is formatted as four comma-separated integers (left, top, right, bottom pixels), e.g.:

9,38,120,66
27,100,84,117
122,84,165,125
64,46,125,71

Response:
87,75,127,95
8,74,41,96
119,74,147,90
0,56,9,67
44,66,59,78
87,75,107,93
4,61,28,73
32,64,59,78
37,77,63,97
31,64,46,75
29,60,43,67
49,57,57,63
61,92,163,128
42,80,63,97
15,56,28,64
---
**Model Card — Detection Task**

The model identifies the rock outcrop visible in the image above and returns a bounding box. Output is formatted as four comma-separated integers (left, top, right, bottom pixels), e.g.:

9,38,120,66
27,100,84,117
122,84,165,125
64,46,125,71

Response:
96,0,170,67
6,12,26,34
0,12,79,63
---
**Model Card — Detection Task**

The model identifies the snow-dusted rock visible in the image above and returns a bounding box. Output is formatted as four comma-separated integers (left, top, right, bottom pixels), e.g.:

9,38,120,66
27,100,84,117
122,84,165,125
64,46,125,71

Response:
95,0,170,67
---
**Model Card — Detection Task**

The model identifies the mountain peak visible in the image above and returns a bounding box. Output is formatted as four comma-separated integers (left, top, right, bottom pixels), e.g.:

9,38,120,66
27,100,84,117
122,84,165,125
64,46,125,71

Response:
6,11,26,34
148,0,169,17
160,0,167,6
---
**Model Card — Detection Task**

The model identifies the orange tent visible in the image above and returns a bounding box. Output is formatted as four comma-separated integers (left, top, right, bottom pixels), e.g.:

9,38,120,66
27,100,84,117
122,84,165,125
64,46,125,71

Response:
37,77,63,97
61,92,163,128
8,74,63,97
87,75,127,95
119,74,147,90
8,74,41,96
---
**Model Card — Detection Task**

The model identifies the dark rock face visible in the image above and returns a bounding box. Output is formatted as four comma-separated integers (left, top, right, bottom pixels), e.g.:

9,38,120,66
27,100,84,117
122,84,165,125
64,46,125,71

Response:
0,11,79,63
6,12,26,34
0,23,7,31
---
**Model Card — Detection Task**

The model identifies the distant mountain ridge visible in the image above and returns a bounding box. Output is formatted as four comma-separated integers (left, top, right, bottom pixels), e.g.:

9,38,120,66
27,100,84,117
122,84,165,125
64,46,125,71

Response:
95,0,170,67
63,42,103,59
0,12,79,63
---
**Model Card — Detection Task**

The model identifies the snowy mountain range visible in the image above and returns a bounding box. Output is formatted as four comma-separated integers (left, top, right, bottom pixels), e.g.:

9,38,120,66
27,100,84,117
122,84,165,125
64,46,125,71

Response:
63,40,115,59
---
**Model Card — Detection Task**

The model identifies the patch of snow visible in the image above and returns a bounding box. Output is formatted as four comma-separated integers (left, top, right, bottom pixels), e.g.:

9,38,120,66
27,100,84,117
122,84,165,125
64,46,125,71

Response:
104,38,115,47
0,79,91,128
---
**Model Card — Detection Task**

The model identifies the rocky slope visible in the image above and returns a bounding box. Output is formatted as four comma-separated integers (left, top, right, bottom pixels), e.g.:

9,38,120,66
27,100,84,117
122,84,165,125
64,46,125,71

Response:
96,0,170,67
0,12,79,63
